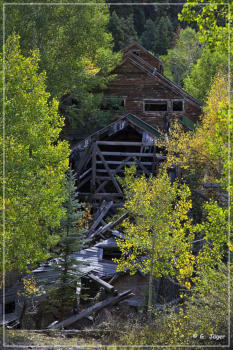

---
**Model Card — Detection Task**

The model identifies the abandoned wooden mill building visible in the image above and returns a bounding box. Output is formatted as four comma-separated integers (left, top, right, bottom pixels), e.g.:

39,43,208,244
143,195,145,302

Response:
1,43,202,329
70,42,201,205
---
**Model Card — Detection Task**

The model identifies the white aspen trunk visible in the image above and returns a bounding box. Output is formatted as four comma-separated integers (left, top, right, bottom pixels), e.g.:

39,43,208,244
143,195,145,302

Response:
147,236,156,323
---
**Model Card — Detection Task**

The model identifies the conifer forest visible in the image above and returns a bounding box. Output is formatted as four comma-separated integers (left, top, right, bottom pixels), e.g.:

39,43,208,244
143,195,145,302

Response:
0,1,232,349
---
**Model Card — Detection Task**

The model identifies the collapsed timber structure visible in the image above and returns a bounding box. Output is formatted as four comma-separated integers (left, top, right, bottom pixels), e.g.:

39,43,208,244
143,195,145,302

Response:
1,43,202,329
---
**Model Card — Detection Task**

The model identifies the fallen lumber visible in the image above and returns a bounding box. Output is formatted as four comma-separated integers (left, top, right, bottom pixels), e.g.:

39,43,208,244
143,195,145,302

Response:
47,290,133,330
111,230,126,240
90,222,113,239
88,200,113,235
88,273,117,294
110,212,128,229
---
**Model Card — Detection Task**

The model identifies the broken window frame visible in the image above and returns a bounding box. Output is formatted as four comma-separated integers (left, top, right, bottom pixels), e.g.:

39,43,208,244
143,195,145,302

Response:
172,99,184,112
143,99,168,113
131,49,140,57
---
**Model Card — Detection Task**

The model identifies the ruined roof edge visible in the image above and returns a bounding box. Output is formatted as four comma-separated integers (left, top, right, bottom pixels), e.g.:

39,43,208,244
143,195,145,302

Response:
121,42,164,65
71,113,161,152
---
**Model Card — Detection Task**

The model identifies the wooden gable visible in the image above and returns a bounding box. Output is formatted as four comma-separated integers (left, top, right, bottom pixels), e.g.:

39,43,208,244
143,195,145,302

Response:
105,51,202,131
70,114,166,205
122,42,164,74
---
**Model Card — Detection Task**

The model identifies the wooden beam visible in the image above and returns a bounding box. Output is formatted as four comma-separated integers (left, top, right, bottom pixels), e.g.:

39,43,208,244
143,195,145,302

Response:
100,151,165,159
91,143,97,192
96,141,153,146
47,290,133,329
88,201,113,234
151,150,158,174
79,167,92,180
96,156,131,193
110,212,128,229
90,222,113,239
96,176,112,181
78,193,123,199
88,273,117,294
96,161,154,165
96,146,123,194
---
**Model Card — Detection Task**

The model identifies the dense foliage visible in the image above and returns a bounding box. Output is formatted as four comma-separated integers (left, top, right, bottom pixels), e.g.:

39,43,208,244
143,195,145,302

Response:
2,1,231,345
107,0,185,55
2,0,122,142
115,168,195,320
0,34,70,272
161,27,202,87
180,0,231,101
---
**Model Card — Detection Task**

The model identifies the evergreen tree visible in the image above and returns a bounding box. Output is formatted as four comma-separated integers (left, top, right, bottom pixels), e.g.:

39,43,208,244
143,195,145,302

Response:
108,11,138,51
140,16,174,55
140,19,157,53
154,16,174,55
48,169,88,321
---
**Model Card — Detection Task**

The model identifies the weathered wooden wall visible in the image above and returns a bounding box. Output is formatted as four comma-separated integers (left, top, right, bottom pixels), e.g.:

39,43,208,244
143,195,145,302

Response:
104,44,202,131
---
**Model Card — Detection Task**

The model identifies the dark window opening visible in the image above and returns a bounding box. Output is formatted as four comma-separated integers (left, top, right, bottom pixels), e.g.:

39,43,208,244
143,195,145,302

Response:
173,101,183,112
145,101,167,112
5,301,15,313
132,50,140,56
100,97,125,111
102,249,121,261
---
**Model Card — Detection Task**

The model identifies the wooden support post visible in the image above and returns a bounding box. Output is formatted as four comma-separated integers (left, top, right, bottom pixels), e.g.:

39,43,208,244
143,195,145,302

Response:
96,146,122,194
96,156,131,193
91,143,97,193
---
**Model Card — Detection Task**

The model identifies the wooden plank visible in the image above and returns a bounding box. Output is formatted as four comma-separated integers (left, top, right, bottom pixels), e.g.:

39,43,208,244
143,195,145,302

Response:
96,176,112,181
79,167,92,180
90,222,113,239
47,290,133,329
101,151,165,159
111,230,126,240
88,201,113,234
78,193,123,199
96,161,154,165
96,141,153,146
110,212,128,229
88,273,116,294
96,146,123,194
92,200,106,221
